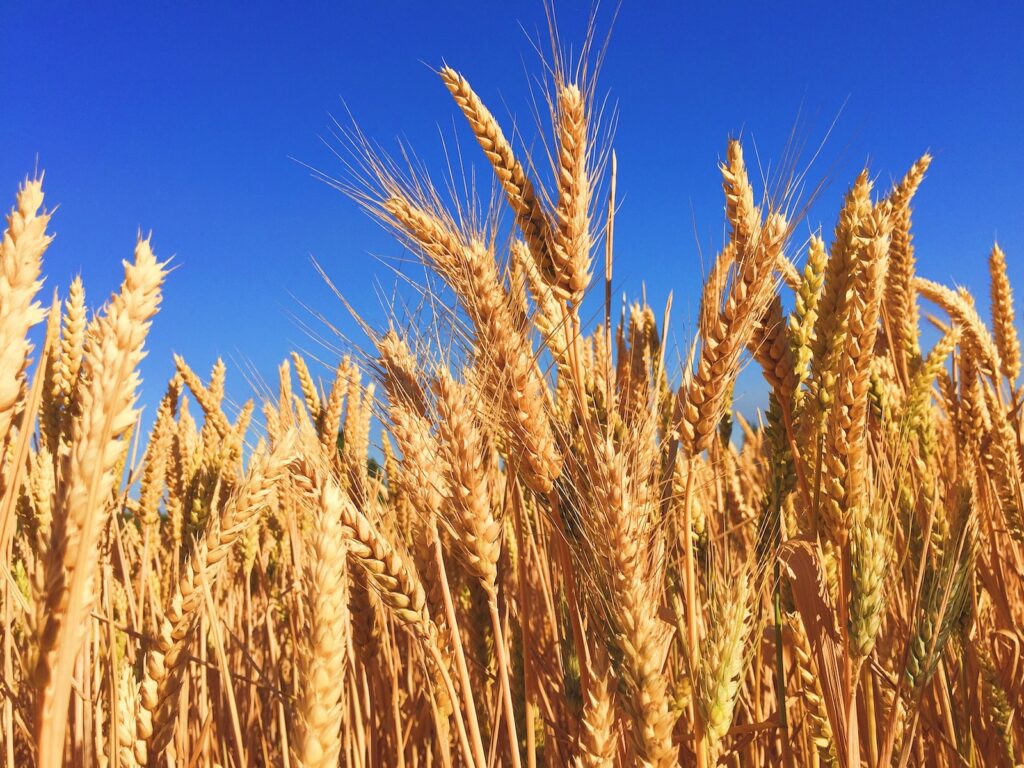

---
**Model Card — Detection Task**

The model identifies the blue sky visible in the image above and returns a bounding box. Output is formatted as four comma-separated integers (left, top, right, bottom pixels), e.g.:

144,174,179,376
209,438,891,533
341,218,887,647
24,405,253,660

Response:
3,2,1022,421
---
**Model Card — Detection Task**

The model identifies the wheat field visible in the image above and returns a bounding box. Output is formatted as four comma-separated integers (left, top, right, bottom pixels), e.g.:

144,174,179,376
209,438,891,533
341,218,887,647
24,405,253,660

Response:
1,45,1022,768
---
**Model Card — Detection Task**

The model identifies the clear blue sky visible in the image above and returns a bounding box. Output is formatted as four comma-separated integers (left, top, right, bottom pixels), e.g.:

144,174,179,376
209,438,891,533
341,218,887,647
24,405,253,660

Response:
3,2,1022,420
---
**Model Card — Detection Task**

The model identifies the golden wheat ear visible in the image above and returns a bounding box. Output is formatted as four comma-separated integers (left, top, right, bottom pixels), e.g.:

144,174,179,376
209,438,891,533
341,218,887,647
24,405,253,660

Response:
882,154,931,378
989,243,1021,385
35,236,167,768
290,464,350,768
440,66,555,281
0,176,51,445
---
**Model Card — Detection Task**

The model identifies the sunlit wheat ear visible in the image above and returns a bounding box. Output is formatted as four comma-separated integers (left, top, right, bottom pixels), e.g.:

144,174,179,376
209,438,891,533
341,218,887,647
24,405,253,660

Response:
819,203,893,547
434,367,500,590
291,463,350,768
137,378,179,529
848,493,890,660
290,350,322,417
512,237,569,363
174,353,232,439
902,326,961,441
41,274,86,449
576,427,676,767
576,645,617,768
376,331,447,611
439,65,555,279
341,368,374,508
953,349,990,476
34,236,166,768
988,243,1020,384
983,386,1024,544
750,293,798,415
375,191,563,495
115,665,144,768
721,140,761,255
318,355,353,454
903,487,977,695
976,643,1017,765
551,82,593,306
323,472,429,641
460,239,563,494
610,578,677,767
800,171,872,449
0,176,51,444
26,443,56,551
915,276,1002,380
377,327,428,417
781,236,827,432
680,147,786,457
695,570,753,750
324,474,472,762
380,195,466,286
882,153,931,374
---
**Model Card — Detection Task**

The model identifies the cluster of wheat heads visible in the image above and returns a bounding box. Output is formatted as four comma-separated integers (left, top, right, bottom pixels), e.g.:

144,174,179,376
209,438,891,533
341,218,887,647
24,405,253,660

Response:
2,58,1023,768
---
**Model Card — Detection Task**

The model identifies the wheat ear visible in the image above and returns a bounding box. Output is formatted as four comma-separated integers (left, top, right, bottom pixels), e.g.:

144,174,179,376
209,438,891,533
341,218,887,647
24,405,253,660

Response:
787,615,838,766
440,66,554,280
290,351,323,417
820,203,893,546
34,236,165,768
576,645,617,767
42,275,86,449
551,82,593,306
0,176,51,444
695,571,753,748
915,277,1002,380
882,154,931,376
325,477,481,767
291,466,351,768
463,240,563,493
801,172,872,452
988,243,1020,384
434,369,500,589
680,142,785,456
